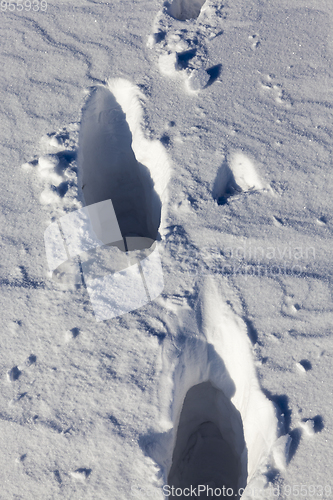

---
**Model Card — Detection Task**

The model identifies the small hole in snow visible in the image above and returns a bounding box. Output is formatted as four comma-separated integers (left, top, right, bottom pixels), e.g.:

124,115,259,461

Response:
176,48,197,69
153,31,166,43
71,327,80,338
8,366,22,382
299,359,312,371
27,354,37,365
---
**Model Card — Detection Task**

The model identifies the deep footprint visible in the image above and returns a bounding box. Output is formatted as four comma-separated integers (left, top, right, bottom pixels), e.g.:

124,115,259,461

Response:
168,381,245,498
79,86,160,241
147,279,283,497
167,0,207,21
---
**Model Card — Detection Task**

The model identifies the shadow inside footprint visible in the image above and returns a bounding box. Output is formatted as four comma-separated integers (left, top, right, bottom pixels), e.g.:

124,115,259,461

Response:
168,381,247,499
176,49,197,70
167,0,207,21
206,64,222,87
79,86,161,244
139,281,280,495
213,159,241,205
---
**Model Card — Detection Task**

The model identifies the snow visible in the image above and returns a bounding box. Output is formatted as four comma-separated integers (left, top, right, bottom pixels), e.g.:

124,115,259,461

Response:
1,0,333,498
186,68,211,92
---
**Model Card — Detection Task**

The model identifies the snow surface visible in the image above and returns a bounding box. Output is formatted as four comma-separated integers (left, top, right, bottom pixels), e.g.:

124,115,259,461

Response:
1,0,333,498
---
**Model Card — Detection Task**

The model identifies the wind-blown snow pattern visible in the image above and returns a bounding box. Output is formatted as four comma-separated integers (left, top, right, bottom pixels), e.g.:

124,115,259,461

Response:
1,0,333,498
